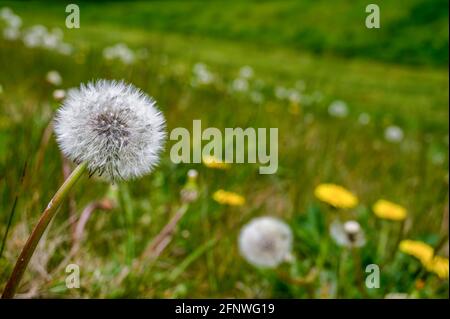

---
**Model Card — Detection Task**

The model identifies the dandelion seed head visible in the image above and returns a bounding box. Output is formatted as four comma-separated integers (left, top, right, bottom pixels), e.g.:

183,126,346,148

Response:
52,89,66,101
54,80,166,182
330,220,366,248
328,100,348,118
239,216,293,268
46,70,62,86
384,125,404,143
239,65,254,79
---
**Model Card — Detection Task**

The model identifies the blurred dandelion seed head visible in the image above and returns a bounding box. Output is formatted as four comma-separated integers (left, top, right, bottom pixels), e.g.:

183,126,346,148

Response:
46,70,62,86
239,216,293,268
330,220,366,248
328,100,348,118
54,80,166,182
52,89,66,101
384,125,404,143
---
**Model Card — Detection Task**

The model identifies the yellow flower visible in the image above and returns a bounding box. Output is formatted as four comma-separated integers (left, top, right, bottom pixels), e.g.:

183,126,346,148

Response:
213,190,245,206
314,183,358,209
202,155,229,170
425,256,449,280
399,240,449,279
399,240,434,264
373,199,407,221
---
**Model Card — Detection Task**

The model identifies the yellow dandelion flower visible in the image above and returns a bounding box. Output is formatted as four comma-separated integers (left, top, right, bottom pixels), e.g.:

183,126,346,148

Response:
399,240,434,264
425,256,449,280
314,183,358,209
213,190,245,206
373,199,407,221
202,155,229,170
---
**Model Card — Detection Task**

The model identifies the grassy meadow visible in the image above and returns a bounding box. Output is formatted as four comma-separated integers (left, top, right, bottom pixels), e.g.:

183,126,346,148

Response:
0,0,448,298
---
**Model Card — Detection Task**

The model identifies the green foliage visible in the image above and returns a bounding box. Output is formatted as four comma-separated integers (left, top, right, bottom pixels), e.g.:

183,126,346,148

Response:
0,0,448,298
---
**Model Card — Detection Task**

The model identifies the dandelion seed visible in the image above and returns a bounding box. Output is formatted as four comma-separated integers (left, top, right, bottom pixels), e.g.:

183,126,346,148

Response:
239,216,293,268
314,183,358,209
330,220,366,248
373,199,407,221
384,125,404,143
213,190,245,206
328,100,348,118
46,70,62,86
54,80,166,182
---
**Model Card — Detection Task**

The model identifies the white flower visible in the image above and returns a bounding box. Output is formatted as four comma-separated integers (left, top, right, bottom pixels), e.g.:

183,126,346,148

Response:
239,216,293,268
56,42,73,55
103,43,135,64
358,113,370,125
46,70,62,86
54,80,166,182
328,100,348,118
274,86,288,100
192,63,214,86
231,78,249,92
22,25,47,48
288,90,301,104
384,125,404,143
330,220,366,248
239,66,254,79
52,89,66,101
0,7,21,28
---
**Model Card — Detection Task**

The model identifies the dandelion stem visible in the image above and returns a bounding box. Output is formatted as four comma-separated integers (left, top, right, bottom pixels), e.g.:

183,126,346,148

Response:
2,162,87,299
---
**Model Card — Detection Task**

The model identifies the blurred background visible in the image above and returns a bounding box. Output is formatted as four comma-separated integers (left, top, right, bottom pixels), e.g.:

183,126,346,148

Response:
0,0,448,298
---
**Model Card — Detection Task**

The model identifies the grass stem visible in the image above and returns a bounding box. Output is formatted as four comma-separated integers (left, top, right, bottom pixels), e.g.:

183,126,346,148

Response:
2,162,87,299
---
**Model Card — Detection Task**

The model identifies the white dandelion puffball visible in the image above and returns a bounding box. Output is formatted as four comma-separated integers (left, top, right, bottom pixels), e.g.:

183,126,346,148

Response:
54,80,166,182
52,89,66,101
239,216,293,268
384,125,404,143
46,70,62,86
328,100,348,118
239,65,254,79
330,220,366,248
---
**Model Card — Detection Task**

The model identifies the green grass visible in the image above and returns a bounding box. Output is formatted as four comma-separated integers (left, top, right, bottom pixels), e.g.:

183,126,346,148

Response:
2,0,449,66
0,1,448,298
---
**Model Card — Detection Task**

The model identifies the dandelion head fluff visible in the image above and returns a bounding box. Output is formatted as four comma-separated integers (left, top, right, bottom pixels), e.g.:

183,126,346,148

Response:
238,216,293,268
54,80,166,182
